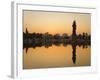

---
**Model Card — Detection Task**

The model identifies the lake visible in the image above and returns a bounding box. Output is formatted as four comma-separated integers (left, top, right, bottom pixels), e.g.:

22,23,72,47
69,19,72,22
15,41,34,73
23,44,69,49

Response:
23,44,91,69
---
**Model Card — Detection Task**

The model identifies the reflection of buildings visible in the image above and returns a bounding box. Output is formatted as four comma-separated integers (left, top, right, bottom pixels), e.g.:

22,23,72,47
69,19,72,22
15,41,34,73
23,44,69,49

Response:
72,44,76,64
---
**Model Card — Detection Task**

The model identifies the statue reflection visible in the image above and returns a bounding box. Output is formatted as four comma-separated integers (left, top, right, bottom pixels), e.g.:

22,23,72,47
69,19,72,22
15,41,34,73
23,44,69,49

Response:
72,44,76,64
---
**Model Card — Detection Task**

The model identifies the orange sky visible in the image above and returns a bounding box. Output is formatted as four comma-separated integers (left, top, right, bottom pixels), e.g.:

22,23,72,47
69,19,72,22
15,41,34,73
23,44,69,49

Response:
23,10,91,35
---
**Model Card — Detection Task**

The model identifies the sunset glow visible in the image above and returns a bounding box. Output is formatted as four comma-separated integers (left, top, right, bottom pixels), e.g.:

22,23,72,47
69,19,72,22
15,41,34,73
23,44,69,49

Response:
23,10,91,35
23,10,91,69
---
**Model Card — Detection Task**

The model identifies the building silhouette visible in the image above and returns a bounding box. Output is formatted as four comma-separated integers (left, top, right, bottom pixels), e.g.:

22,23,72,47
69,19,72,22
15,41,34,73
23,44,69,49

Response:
72,20,77,41
72,20,77,36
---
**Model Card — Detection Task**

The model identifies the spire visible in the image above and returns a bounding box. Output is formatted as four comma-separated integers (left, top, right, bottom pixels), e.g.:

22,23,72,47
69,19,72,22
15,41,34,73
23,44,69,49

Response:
72,20,77,36
72,20,76,27
26,28,28,34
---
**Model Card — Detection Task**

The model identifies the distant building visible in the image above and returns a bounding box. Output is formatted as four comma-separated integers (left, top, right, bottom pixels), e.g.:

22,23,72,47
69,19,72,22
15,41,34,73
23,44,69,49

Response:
72,20,77,36
72,20,77,41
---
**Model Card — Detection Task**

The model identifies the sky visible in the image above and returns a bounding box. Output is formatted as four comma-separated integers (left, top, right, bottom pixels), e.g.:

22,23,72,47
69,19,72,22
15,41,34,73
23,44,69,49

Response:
23,10,91,35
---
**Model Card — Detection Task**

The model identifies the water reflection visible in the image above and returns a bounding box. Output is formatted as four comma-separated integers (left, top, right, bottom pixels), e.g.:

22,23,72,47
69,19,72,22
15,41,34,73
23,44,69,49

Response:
23,40,90,49
23,42,90,66
72,44,76,64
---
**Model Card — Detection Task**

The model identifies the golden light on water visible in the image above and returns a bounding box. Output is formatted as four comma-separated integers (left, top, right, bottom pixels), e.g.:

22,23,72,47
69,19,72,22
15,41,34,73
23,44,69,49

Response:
23,45,90,69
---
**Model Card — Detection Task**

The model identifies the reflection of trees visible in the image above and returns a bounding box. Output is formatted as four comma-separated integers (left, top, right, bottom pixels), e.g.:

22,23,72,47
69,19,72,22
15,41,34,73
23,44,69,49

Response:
23,40,90,49
24,41,90,53
24,42,90,65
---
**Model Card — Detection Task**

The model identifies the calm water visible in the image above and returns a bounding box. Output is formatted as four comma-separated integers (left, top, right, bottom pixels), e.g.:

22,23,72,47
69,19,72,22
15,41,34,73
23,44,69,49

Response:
23,44,91,69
